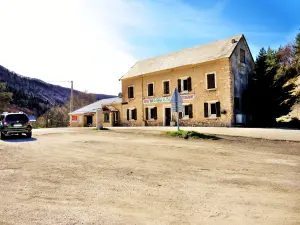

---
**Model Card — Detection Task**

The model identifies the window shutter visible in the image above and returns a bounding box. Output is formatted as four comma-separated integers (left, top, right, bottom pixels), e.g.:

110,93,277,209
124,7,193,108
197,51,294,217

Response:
177,79,181,93
131,87,134,98
187,77,192,91
128,87,131,98
133,108,137,120
127,109,129,120
166,82,169,94
189,104,193,118
204,103,209,117
216,102,221,117
145,108,149,120
154,107,157,120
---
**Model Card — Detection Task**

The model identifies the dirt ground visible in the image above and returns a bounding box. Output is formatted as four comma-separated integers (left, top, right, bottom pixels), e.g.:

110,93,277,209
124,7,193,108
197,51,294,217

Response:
0,128,299,225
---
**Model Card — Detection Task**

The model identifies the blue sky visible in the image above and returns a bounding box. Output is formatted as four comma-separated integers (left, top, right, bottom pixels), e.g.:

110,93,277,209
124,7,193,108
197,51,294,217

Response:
0,0,299,95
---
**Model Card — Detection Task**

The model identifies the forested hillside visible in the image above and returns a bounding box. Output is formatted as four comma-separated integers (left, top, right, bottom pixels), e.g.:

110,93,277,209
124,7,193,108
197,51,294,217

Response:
0,65,115,116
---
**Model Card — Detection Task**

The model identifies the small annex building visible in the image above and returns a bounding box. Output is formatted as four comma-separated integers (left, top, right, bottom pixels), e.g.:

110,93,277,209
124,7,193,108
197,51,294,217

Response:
69,97,122,127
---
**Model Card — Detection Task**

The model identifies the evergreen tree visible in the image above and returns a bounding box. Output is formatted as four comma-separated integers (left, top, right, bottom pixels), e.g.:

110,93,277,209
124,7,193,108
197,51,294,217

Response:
294,32,300,56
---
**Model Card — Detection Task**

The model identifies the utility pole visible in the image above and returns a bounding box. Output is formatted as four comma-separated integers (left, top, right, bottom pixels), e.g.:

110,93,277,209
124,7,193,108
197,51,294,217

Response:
70,80,74,113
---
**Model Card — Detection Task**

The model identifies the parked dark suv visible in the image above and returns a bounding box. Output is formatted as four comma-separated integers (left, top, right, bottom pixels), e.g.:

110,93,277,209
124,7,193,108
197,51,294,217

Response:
0,112,32,140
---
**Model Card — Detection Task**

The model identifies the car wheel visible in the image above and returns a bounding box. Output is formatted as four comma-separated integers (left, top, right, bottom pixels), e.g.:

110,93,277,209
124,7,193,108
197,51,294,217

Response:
26,132,32,138
0,132,5,140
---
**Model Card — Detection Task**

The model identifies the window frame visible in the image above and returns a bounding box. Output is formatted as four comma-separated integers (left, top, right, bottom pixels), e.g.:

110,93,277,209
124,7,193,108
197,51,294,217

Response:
127,107,136,121
181,76,189,92
162,80,170,95
206,100,218,118
206,72,217,90
128,85,134,99
240,48,246,64
147,82,154,97
148,106,156,120
182,104,190,120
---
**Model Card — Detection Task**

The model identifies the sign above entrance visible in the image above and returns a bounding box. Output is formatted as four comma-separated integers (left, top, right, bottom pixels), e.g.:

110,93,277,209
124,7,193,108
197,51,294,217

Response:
143,94,195,104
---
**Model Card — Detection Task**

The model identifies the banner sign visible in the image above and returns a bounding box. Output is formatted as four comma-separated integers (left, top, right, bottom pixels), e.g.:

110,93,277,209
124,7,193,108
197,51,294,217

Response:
143,94,195,104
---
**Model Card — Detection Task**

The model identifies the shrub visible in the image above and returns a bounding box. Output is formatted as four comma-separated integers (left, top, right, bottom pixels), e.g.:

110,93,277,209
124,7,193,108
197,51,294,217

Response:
165,130,220,140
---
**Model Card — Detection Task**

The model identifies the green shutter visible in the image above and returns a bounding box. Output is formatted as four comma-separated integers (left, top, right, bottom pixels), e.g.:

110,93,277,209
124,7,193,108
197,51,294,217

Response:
177,79,181,92
189,104,193,118
145,108,149,120
154,107,157,120
204,103,208,117
133,109,137,120
216,102,221,117
187,77,192,91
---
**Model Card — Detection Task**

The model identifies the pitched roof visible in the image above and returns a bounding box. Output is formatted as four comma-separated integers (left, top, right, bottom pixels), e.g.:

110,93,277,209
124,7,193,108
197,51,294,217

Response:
69,97,121,115
121,34,244,80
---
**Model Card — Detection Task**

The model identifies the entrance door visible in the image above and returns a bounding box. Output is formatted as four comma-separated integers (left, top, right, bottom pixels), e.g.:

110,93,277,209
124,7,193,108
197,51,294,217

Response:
86,116,93,127
165,108,171,126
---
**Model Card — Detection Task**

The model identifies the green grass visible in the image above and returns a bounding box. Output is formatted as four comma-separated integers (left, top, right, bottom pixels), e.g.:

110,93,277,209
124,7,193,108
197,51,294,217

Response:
165,130,220,140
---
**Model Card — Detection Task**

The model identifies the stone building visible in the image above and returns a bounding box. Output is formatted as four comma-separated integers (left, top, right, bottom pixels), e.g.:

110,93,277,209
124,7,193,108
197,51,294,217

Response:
69,97,121,127
70,34,254,127
119,34,254,127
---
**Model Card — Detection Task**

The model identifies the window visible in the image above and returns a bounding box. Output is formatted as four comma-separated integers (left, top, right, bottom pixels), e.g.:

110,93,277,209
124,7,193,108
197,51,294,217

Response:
71,116,78,121
182,104,193,119
128,86,134,99
6,114,28,123
177,77,192,92
145,107,157,120
163,81,170,94
240,49,246,63
127,108,137,120
148,83,154,96
204,101,221,118
206,73,216,90
104,113,110,122
210,103,217,115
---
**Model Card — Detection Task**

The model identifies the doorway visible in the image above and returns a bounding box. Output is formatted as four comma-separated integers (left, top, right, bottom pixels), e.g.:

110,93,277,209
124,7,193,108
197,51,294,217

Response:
164,107,171,126
86,115,93,127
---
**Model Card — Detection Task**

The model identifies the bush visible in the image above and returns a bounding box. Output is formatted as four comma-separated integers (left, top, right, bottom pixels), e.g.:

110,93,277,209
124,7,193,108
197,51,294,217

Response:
165,130,220,140
277,117,300,129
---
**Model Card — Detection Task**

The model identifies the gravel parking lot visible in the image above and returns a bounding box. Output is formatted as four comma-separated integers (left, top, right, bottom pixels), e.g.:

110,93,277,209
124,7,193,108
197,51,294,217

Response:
0,128,299,225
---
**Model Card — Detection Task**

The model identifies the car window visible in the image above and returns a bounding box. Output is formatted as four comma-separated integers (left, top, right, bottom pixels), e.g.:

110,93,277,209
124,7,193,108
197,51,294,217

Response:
6,114,28,123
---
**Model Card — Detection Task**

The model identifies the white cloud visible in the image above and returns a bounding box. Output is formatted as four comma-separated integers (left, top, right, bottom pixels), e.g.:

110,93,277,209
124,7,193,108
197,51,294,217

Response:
0,0,137,95
0,0,246,95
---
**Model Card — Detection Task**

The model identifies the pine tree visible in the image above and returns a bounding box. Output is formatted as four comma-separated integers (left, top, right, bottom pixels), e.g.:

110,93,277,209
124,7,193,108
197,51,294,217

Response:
294,32,300,56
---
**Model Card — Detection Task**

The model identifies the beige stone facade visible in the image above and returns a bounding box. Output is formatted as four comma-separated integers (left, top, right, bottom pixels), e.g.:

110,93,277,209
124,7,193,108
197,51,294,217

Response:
120,59,234,126
119,35,254,127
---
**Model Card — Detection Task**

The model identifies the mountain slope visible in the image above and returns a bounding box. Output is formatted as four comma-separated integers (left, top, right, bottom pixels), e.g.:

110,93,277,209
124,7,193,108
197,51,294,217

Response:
0,65,115,115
